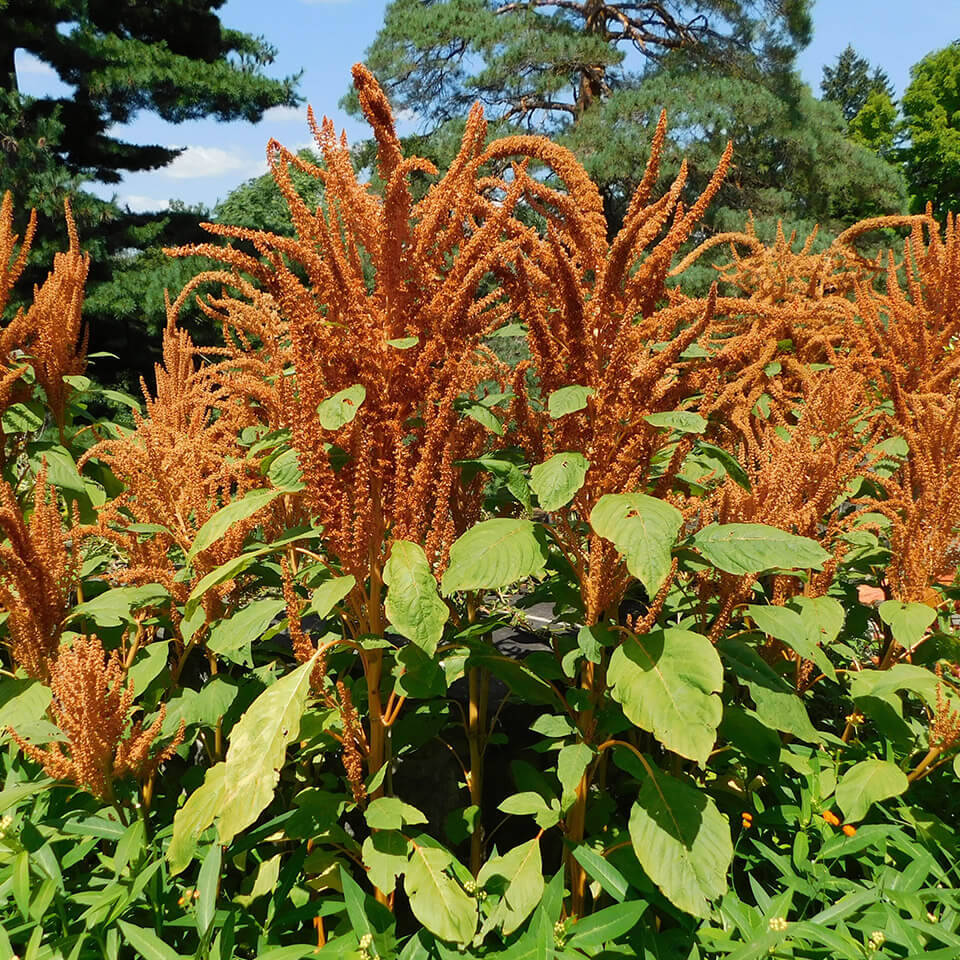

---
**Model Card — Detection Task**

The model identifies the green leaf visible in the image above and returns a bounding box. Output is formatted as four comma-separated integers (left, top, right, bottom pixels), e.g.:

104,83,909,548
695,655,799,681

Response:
441,519,548,595
184,528,320,619
404,839,476,944
461,402,504,435
849,663,939,706
565,900,647,948
745,604,836,681
457,456,531,509
117,920,189,960
365,797,429,831
556,742,593,805
187,488,281,562
340,868,381,955
644,411,708,434
318,385,366,430
207,598,285,666
478,838,544,936
68,584,169,628
547,385,594,418
195,842,221,938
695,442,751,491
791,596,845,645
127,641,170,694
878,600,937,647
571,845,629,902
627,764,732,917
217,655,318,844
234,853,280,906
387,336,419,349
168,763,227,875
309,575,356,617
836,760,909,823
363,830,411,895
609,628,722,764
692,523,830,575
530,453,589,512
384,541,449,656
267,448,305,492
590,493,683,596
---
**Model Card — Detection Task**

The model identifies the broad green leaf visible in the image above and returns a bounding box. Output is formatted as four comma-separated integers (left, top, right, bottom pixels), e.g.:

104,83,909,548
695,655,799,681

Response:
547,385,594,418
162,677,238,737
478,838,544,936
530,453,589,512
363,830,411,895
571,845,629,902
318,384,366,430
441,519,548,595
499,792,552,818
836,760,908,823
387,336,419,349
692,523,830,575
628,765,732,918
566,900,647,948
556,742,593,805
695,442,751,491
384,541,448,656
365,797,429,831
404,840,476,944
849,663,939,706
207,598,285,666
195,842,221,938
184,528,320,619
168,763,227,875
340,868,381,955
644,411,708,434
462,403,504,435
234,854,280,906
791,596,845,645
609,628,722,764
217,655,318,844
719,639,820,742
117,920,189,960
456,456,530,509
127,641,170,694
267,448,305,492
590,493,683,595
188,488,281,562
68,584,169,628
0,680,52,739
745,604,836,682
878,601,937,647
309,575,356,617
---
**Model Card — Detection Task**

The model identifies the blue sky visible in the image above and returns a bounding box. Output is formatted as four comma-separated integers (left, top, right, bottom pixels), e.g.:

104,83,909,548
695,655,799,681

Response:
12,0,960,213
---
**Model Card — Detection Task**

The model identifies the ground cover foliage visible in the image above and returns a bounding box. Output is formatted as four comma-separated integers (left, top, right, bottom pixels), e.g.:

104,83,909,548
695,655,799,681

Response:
0,63,959,959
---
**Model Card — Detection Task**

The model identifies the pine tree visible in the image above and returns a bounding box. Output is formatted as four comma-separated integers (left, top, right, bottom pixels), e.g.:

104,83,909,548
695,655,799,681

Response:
821,44,894,123
349,1,904,239
0,0,301,384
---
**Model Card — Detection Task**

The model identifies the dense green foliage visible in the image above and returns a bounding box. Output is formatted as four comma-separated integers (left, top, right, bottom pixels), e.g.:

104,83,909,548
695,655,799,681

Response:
0,0,300,385
902,41,960,216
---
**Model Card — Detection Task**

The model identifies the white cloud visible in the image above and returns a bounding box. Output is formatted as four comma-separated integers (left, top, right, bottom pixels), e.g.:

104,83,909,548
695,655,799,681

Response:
161,145,256,180
15,51,55,76
120,195,169,213
262,105,305,125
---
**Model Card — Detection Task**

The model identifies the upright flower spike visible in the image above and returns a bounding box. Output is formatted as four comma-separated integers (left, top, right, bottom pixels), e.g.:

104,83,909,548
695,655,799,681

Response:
0,466,77,680
9,636,183,801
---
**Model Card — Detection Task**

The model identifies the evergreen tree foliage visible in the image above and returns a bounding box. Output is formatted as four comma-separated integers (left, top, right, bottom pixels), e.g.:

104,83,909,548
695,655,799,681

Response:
902,41,960,217
821,44,894,123
351,0,903,239
0,0,301,385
